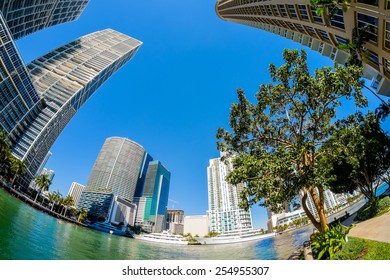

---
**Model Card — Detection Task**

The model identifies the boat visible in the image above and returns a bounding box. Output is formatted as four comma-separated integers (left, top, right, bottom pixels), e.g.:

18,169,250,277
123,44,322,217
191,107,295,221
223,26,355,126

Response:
195,229,276,245
134,230,189,245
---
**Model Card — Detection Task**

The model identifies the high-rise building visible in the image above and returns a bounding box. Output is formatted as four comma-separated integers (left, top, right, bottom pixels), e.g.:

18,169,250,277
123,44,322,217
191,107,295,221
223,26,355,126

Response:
86,137,147,201
134,160,171,233
68,182,85,207
0,0,90,40
10,30,142,186
215,1,390,96
0,2,142,189
207,154,253,234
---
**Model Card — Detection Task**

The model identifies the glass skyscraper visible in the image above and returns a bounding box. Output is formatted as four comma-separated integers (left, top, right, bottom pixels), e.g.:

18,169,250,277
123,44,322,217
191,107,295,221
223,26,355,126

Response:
207,154,253,234
0,0,90,40
215,0,390,96
0,2,142,187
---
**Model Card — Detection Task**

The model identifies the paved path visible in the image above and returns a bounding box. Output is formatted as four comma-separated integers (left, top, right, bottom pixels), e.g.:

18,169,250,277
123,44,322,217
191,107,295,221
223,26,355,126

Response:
347,210,390,243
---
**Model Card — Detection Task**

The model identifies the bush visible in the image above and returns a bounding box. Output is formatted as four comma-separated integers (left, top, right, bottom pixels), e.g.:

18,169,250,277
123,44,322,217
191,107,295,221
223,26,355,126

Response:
356,197,390,221
310,223,355,260
331,237,365,260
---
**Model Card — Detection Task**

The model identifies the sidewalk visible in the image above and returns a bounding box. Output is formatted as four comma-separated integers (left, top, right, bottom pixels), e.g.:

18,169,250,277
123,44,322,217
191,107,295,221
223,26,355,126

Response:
346,210,390,243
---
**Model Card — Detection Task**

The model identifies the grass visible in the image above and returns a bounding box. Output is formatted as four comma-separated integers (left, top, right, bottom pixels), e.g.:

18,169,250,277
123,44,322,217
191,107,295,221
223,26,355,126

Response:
331,237,390,260
355,196,390,221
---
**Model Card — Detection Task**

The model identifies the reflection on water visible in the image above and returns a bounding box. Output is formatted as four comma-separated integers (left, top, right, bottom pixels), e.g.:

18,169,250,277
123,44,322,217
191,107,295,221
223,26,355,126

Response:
0,189,311,260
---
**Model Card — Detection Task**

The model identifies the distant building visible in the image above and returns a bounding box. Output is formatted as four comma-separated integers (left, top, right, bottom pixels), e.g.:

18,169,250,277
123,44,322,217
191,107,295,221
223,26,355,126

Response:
133,161,171,233
68,182,85,207
184,215,209,237
166,210,184,235
276,209,307,228
86,137,147,201
207,154,253,234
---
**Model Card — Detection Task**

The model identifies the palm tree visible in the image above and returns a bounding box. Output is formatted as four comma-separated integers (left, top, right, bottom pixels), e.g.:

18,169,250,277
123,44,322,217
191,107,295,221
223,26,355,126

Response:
34,174,51,202
78,207,88,223
61,195,74,217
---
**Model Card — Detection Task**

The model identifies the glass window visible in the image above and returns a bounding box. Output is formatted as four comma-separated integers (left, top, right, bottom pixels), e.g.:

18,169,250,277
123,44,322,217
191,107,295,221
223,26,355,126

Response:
368,50,379,65
357,13,378,44
310,6,323,23
357,0,378,6
288,4,298,19
330,9,345,30
386,21,390,50
335,35,347,45
385,59,390,74
279,5,288,17
298,5,309,21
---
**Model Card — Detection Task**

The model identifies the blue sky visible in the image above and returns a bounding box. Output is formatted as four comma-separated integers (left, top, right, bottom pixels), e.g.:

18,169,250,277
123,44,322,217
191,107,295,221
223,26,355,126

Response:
16,1,384,229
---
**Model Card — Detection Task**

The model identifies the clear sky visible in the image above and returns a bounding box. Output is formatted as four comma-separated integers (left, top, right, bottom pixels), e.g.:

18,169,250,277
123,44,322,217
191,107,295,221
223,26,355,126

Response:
15,1,383,229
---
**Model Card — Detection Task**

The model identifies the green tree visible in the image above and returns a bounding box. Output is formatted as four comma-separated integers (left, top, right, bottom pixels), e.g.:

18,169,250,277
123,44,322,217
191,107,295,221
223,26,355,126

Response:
78,207,88,223
323,112,390,202
34,174,51,202
217,49,366,233
310,0,351,24
338,26,370,67
61,195,74,217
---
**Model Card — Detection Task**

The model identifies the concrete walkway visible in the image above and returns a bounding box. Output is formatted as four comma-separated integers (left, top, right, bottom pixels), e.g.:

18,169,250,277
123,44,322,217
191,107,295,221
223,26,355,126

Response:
347,210,390,243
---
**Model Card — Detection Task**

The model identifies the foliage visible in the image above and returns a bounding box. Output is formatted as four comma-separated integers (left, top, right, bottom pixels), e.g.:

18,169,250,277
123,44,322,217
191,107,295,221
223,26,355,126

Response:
204,231,220,238
35,174,51,192
217,49,366,232
310,223,355,259
355,196,390,221
310,0,351,24
0,130,26,183
323,112,390,201
331,236,365,260
78,207,88,223
338,26,370,67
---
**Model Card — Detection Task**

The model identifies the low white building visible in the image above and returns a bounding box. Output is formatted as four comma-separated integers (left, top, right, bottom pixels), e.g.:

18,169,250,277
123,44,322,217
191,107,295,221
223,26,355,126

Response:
276,209,307,228
184,215,209,237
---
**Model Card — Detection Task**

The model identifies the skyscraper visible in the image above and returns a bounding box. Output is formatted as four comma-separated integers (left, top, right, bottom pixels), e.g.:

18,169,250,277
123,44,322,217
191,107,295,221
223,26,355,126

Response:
68,181,85,206
86,137,147,201
0,0,90,40
134,160,171,233
215,1,390,96
207,154,253,234
11,30,142,186
0,2,142,189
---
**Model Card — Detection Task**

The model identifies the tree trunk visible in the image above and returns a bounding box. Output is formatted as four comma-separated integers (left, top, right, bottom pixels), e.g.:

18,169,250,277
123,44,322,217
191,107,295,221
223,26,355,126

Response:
301,188,321,231
308,186,329,232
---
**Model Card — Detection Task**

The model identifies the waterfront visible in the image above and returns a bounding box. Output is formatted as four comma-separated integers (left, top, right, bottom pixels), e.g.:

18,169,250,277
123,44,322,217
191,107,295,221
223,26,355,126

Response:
0,188,310,260
1,184,387,260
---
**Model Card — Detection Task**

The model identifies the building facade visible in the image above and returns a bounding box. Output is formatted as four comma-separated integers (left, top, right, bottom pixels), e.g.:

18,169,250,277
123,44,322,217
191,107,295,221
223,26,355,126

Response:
166,209,185,235
183,215,210,237
78,190,114,221
86,137,146,201
11,30,142,187
215,0,390,96
207,155,253,234
68,181,85,207
0,0,90,40
134,160,171,233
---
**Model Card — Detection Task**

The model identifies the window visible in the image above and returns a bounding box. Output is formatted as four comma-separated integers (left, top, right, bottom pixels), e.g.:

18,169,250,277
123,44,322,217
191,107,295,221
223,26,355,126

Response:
357,13,378,44
357,0,378,6
319,30,330,41
368,50,379,65
385,21,390,50
384,59,390,74
298,5,309,21
279,5,288,17
335,35,347,45
330,9,345,30
288,4,297,19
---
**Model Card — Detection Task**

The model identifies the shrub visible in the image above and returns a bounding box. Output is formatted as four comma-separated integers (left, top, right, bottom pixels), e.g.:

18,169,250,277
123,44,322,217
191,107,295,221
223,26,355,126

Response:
331,237,365,260
356,196,390,221
311,223,355,260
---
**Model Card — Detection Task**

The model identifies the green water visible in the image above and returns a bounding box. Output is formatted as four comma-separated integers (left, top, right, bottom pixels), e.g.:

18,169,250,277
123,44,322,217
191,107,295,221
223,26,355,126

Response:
0,188,310,260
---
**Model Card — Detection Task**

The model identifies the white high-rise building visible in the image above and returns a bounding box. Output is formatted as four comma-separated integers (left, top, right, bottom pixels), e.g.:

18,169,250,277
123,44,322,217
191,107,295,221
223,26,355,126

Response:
68,182,85,207
207,154,253,234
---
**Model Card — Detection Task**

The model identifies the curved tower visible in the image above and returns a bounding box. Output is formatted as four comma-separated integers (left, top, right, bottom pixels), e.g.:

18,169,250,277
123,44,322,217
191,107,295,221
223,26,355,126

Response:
86,137,146,201
215,0,390,96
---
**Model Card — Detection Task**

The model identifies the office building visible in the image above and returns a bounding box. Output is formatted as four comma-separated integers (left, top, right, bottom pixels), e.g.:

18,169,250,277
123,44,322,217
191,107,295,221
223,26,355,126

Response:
207,154,253,234
86,137,147,201
215,0,390,96
78,190,114,220
134,161,171,233
68,182,85,207
0,0,90,40
10,30,142,187
109,196,137,228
